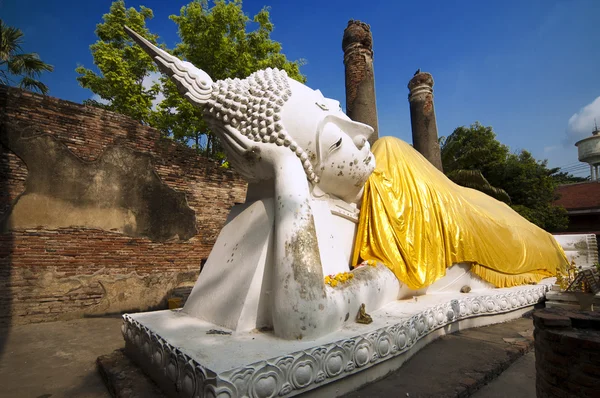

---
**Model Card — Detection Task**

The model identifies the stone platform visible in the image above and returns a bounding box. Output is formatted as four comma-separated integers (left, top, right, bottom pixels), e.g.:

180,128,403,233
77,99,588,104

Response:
122,281,551,398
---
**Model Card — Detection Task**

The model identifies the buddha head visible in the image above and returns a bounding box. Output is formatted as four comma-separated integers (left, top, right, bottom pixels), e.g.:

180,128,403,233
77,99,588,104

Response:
123,27,375,203
201,68,375,203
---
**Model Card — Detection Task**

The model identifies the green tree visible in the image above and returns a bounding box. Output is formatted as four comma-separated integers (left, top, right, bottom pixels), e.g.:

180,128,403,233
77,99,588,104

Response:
550,170,588,185
441,122,570,231
75,0,160,124
0,19,54,94
499,150,568,230
440,122,510,203
154,0,306,158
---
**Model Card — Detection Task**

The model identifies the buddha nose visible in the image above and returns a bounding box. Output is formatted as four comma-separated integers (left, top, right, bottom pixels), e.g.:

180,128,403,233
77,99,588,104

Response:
353,135,367,149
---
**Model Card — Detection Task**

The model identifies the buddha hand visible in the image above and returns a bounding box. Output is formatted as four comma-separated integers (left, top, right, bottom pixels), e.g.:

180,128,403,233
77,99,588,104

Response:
219,124,304,182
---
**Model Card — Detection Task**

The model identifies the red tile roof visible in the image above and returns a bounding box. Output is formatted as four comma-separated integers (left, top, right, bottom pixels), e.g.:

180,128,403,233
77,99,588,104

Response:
554,182,600,210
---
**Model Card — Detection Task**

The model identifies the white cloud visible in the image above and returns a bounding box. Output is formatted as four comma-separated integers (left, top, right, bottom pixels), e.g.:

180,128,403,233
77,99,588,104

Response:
565,96,600,145
91,94,111,105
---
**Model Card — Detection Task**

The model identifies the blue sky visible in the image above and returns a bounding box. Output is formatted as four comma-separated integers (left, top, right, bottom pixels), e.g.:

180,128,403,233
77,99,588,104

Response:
2,0,599,177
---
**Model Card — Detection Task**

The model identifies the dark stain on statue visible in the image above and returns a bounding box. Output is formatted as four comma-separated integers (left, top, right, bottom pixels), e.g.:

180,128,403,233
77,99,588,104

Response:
286,207,326,300
0,123,197,242
243,146,261,164
352,264,378,282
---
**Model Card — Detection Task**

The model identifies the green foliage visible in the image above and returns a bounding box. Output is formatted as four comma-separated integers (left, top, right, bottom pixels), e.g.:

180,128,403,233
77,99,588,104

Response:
440,122,510,204
75,0,160,123
171,0,305,81
0,19,54,94
78,1,306,162
441,122,571,231
441,122,510,177
499,150,569,231
154,0,306,158
500,151,554,208
550,170,588,185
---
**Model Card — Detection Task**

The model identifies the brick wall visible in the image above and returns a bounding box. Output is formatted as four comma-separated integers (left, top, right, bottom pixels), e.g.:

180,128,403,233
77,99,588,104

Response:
533,308,600,397
0,86,247,325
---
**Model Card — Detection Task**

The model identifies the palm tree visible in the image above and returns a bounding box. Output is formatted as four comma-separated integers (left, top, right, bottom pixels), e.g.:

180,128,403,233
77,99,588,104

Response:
0,20,53,94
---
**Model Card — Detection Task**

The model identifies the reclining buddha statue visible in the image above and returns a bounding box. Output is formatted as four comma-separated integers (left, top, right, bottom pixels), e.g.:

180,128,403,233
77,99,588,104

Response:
125,27,568,340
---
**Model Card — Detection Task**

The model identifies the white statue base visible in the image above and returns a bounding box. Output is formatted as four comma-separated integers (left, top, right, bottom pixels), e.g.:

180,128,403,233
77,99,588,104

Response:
122,279,552,398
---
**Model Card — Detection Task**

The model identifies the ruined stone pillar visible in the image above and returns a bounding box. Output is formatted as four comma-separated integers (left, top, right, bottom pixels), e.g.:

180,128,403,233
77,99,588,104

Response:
408,72,443,171
342,20,379,145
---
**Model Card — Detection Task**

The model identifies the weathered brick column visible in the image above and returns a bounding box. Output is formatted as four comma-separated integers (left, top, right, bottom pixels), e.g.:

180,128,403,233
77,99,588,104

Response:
408,72,443,171
342,20,379,145
533,307,600,397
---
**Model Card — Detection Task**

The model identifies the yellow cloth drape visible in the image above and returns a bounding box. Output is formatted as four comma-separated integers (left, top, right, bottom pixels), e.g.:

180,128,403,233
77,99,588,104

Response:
352,137,568,289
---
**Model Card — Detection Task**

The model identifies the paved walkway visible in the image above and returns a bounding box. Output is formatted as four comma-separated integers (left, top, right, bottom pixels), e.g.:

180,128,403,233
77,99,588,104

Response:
0,315,537,398
472,351,536,398
345,317,535,397
0,316,123,398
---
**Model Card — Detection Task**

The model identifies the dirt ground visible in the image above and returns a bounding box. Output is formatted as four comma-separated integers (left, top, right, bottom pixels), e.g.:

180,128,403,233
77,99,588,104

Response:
0,316,123,398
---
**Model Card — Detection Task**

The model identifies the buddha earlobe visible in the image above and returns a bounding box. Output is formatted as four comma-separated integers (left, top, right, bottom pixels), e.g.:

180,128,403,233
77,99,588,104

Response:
311,185,327,198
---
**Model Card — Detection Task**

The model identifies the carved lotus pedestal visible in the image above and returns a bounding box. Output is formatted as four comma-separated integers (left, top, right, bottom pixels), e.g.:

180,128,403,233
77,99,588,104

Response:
121,280,552,398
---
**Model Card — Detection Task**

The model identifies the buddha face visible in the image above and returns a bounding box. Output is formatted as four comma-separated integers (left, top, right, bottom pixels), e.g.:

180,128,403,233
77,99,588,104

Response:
315,111,375,203
281,80,375,203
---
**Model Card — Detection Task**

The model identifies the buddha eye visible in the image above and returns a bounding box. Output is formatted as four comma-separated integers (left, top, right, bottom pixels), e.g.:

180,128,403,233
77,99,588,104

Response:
329,137,343,152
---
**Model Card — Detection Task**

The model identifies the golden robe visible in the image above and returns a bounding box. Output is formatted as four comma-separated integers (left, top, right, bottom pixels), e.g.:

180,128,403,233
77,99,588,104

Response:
352,136,568,289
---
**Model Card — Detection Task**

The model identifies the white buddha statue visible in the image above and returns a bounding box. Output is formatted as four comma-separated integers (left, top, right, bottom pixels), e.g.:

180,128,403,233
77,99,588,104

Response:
125,27,567,341
124,27,402,339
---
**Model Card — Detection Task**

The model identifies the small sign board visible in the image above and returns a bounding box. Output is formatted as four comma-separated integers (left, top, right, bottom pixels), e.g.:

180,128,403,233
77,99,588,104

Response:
566,269,600,294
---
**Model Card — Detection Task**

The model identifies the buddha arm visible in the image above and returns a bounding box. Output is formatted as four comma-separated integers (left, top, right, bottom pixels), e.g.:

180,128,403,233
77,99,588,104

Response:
270,157,338,339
